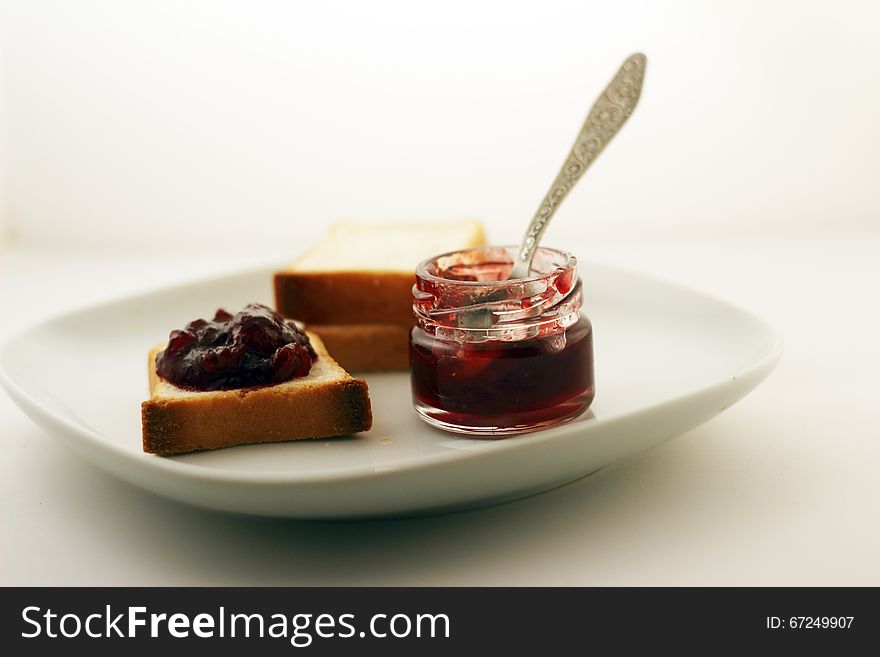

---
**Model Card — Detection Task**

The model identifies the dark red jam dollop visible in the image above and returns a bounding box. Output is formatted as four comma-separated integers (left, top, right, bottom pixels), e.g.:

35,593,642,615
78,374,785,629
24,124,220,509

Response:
155,303,317,391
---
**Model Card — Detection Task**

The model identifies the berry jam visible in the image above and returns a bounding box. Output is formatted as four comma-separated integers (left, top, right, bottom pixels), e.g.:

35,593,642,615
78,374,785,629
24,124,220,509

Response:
410,316,594,433
410,245,594,435
155,303,317,391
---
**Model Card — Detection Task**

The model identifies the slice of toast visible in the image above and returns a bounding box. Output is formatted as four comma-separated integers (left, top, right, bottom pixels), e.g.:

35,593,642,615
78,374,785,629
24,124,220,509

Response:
306,323,412,372
274,220,485,325
142,332,372,456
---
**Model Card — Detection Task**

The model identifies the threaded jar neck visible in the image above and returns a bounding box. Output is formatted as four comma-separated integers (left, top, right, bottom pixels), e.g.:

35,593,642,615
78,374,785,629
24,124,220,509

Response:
413,246,582,343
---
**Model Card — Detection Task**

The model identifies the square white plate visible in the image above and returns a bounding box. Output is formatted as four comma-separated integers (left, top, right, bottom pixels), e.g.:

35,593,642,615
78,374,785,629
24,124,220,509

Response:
0,261,781,518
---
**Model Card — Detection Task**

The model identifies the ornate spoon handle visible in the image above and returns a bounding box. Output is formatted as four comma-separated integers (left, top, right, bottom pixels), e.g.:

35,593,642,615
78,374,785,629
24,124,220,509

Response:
511,53,647,279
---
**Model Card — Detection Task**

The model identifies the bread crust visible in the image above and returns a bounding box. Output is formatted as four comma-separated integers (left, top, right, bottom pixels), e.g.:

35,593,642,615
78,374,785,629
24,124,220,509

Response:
273,220,485,325
141,334,372,456
274,271,415,325
307,323,411,372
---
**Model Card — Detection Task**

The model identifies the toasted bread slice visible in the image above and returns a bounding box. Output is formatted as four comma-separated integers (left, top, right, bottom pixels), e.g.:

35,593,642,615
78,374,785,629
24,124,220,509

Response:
142,332,372,456
307,323,411,372
274,220,485,325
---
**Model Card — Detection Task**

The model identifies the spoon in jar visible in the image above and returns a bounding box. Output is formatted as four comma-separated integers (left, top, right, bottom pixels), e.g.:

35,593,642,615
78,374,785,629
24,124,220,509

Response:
509,53,647,279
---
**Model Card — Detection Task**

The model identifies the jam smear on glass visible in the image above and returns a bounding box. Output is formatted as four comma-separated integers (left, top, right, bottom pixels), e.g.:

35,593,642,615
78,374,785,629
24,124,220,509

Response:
156,303,317,391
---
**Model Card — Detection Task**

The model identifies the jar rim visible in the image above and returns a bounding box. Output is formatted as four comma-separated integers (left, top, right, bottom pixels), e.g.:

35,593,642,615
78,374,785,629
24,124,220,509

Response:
413,245,582,339
415,245,577,288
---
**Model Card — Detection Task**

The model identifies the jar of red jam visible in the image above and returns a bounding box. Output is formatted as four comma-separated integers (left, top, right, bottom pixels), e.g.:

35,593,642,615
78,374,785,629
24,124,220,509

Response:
410,245,594,435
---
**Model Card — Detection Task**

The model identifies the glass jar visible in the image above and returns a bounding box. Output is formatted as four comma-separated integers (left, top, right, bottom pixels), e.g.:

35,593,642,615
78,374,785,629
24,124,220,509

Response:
410,245,594,435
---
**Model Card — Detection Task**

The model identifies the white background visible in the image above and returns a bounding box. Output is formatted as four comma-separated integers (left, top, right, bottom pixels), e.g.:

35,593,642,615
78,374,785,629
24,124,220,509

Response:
1,1,879,586
2,0,879,248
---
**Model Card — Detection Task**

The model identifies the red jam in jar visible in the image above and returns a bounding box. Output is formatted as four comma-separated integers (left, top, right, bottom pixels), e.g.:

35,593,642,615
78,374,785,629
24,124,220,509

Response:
410,246,594,435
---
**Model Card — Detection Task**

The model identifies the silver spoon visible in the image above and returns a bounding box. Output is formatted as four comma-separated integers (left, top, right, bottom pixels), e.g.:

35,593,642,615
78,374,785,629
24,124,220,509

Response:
510,53,647,279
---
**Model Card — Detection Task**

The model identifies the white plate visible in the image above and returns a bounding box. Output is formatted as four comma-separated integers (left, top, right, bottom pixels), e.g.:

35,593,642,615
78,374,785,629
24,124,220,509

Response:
0,262,781,518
